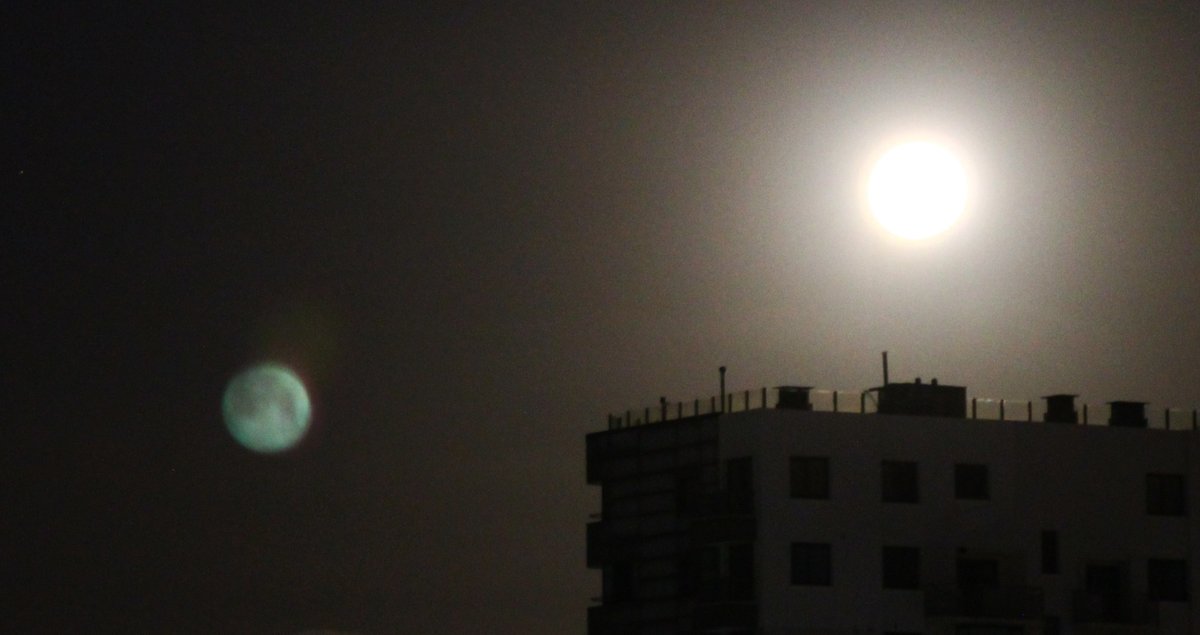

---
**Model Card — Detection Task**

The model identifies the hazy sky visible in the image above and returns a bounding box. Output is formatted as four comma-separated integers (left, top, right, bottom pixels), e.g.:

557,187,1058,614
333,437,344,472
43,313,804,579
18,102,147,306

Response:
8,3,1200,633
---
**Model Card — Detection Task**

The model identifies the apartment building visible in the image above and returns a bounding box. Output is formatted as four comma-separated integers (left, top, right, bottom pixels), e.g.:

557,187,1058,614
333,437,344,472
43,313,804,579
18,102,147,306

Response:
586,378,1199,635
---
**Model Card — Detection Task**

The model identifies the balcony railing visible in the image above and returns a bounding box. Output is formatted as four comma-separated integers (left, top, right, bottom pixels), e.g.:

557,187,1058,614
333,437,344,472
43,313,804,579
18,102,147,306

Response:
1073,591,1158,625
925,584,1044,620
692,600,757,631
605,387,1200,432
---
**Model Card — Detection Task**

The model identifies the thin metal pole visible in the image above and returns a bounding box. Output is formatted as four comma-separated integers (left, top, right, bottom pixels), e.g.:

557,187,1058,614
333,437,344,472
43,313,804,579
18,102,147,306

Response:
719,366,727,414
1000,399,1005,421
833,391,839,413
1027,401,1032,422
971,398,977,419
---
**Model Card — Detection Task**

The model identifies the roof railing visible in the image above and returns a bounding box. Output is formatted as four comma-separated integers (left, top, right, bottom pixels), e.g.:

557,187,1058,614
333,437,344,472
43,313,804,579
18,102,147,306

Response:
606,387,1199,432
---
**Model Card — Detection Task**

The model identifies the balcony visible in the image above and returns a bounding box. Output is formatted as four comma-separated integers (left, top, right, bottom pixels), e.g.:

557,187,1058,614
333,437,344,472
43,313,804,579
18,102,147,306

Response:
585,520,638,568
925,584,1044,621
692,600,757,631
587,602,638,635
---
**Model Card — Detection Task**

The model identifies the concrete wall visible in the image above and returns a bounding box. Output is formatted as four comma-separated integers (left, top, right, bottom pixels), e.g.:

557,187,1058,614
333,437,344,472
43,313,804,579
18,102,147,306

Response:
716,408,1197,634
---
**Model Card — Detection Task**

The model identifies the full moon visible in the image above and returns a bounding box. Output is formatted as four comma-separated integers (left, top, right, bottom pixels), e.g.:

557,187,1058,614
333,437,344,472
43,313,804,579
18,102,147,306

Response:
222,362,311,453
868,141,967,240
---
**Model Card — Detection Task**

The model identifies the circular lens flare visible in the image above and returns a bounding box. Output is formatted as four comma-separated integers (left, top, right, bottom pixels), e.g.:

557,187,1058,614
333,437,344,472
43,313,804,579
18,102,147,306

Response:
222,362,312,453
868,141,967,240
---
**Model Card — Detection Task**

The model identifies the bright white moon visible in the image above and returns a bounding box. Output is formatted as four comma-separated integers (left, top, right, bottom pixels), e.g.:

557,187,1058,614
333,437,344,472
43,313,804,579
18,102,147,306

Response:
868,141,967,240
222,362,311,453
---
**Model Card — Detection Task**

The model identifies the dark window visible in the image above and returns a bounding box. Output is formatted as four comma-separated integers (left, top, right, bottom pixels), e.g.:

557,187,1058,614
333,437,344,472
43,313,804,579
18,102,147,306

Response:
790,456,829,499
1085,563,1126,621
882,460,919,503
726,457,753,492
1148,558,1189,601
791,542,832,586
694,546,723,601
605,562,635,601
955,463,990,500
956,558,999,589
728,542,755,600
882,546,921,589
1043,616,1061,635
727,457,753,513
1041,530,1059,574
1147,473,1186,516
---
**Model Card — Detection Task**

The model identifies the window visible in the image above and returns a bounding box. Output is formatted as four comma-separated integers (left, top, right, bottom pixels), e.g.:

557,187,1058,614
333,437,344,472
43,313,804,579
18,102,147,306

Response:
791,542,832,586
604,562,635,601
882,460,919,503
955,463,989,500
1148,558,1189,601
957,557,999,589
1041,530,1059,574
726,457,753,492
1146,473,1186,516
790,456,829,499
728,542,755,600
882,546,920,589
727,457,753,513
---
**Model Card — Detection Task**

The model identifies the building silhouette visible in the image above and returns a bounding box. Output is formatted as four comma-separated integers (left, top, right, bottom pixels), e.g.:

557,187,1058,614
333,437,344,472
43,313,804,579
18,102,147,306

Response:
586,373,1199,634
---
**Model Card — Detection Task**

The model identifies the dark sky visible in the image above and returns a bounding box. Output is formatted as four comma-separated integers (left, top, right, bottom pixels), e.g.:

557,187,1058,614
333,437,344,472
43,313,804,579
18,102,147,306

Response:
7,3,1200,633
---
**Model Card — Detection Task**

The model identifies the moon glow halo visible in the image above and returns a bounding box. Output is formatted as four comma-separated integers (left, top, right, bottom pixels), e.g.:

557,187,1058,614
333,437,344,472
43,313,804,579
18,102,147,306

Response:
868,141,967,240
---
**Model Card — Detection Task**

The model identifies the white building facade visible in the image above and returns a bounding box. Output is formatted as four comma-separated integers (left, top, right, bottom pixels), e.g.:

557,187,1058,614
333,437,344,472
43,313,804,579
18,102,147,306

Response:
587,381,1199,635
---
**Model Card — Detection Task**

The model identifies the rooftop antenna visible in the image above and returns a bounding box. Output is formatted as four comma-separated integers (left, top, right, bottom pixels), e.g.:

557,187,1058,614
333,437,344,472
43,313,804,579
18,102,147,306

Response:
719,366,727,413
881,351,889,386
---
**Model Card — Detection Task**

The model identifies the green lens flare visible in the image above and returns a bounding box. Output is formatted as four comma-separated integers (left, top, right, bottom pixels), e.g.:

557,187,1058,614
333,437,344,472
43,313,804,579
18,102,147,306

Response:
222,363,311,453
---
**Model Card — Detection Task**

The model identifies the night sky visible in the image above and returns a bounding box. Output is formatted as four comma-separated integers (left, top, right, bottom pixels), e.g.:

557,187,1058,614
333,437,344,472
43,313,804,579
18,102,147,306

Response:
8,3,1200,633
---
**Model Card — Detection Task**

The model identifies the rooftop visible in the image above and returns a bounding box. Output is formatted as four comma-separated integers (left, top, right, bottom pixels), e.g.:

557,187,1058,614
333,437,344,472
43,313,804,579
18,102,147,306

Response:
605,380,1199,432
